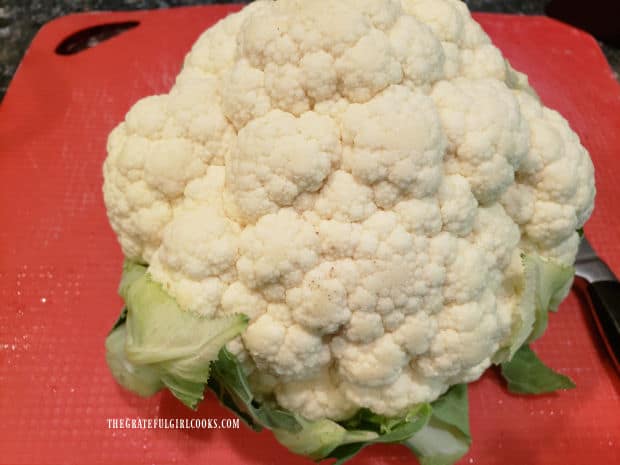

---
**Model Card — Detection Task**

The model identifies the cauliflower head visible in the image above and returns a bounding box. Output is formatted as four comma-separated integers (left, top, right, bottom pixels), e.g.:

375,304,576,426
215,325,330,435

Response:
103,0,595,421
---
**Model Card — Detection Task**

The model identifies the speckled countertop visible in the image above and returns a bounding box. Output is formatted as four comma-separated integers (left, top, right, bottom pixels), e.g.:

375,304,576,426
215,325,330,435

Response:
0,0,618,100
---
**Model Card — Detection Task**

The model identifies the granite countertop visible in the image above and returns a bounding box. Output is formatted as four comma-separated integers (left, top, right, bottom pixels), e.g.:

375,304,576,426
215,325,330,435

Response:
0,0,618,100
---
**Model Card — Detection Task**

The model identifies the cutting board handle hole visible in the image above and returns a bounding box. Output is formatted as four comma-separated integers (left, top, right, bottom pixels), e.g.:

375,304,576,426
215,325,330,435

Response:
55,21,140,55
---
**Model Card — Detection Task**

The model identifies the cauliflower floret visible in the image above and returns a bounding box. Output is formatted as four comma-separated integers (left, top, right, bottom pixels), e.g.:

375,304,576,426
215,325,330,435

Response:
313,171,377,222
431,78,529,204
286,263,352,334
393,197,443,236
437,174,478,236
243,305,331,380
344,311,385,343
225,110,341,223
275,369,357,421
220,281,267,322
236,209,320,300
148,205,239,315
470,204,521,274
510,91,595,261
341,367,448,416
314,219,363,260
417,290,502,379
389,15,445,90
341,85,446,207
103,0,595,421
331,334,409,387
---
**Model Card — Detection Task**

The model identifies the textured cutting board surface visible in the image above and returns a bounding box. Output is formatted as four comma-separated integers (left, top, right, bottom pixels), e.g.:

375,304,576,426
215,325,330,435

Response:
1,5,620,465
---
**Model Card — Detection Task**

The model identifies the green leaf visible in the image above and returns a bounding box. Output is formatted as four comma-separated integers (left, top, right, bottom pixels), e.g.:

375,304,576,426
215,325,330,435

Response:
406,421,470,465
209,348,300,431
429,384,469,437
104,323,163,397
503,254,539,360
501,344,575,394
118,260,147,298
327,404,432,464
105,261,248,410
526,254,574,336
159,374,209,409
496,255,576,393
110,307,128,332
274,417,378,461
123,271,248,409
405,385,471,465
527,255,574,342
497,253,575,362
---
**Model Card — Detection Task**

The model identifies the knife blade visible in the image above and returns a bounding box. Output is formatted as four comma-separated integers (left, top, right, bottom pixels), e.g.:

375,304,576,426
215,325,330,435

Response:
575,237,620,372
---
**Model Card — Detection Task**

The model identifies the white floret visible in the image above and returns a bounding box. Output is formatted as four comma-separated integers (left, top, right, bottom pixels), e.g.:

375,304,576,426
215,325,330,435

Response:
341,367,447,416
392,312,437,355
434,234,487,304
236,209,321,300
220,281,267,322
275,369,358,421
393,197,443,236
243,306,331,380
157,206,239,280
225,110,341,223
315,219,363,259
341,85,446,207
511,91,595,254
147,205,239,315
389,15,445,89
313,171,377,222
286,263,352,335
431,78,529,204
470,204,521,274
402,0,466,44
437,174,478,236
417,290,504,379
344,311,385,343
331,334,408,387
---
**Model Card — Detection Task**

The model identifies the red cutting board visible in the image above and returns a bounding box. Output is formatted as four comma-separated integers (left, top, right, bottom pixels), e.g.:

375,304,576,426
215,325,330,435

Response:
1,5,619,465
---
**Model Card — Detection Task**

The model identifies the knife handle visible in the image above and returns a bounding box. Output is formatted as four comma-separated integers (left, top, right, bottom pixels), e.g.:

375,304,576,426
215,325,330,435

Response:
587,281,620,372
